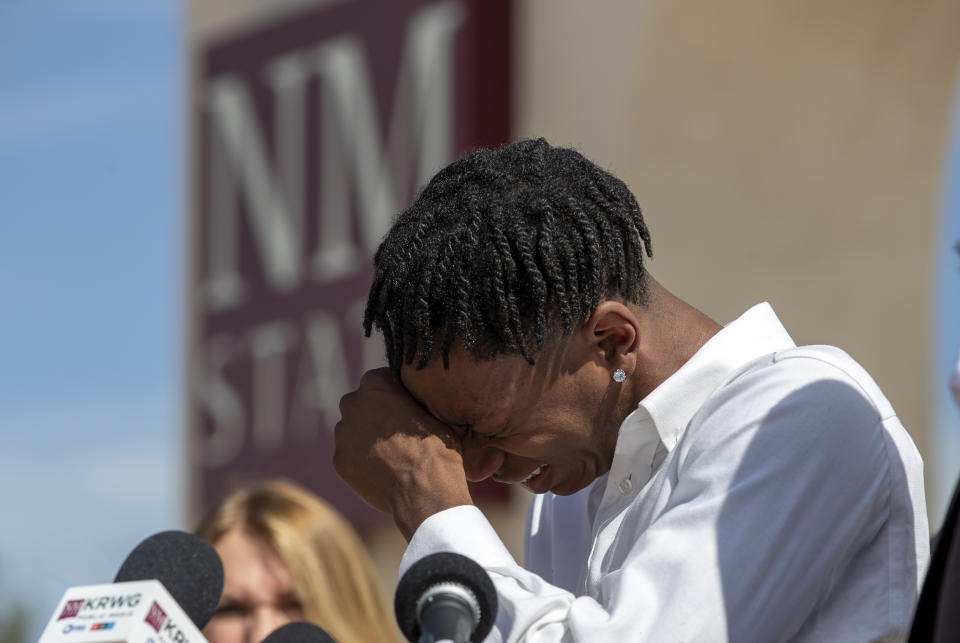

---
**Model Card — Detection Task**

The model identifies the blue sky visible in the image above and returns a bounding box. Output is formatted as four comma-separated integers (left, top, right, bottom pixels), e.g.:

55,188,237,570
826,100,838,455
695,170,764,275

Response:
0,2,183,637
933,78,960,524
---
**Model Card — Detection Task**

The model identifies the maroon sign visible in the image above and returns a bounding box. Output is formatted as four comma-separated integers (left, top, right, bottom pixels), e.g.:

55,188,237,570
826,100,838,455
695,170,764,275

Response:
144,602,167,633
58,600,84,621
189,0,511,526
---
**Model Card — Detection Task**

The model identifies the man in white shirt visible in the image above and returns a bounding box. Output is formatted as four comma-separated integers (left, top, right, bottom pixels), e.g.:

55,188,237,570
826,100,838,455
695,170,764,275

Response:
334,139,929,641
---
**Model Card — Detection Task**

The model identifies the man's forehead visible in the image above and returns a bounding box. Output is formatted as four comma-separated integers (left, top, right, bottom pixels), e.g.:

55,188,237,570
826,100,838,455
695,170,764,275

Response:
400,351,529,421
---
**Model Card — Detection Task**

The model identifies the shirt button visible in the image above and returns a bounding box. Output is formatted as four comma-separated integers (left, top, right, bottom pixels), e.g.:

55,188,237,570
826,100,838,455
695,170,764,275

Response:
618,477,633,494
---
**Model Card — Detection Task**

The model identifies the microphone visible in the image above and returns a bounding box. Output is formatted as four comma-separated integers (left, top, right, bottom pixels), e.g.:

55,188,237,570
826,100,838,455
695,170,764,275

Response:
114,530,224,629
394,552,497,643
38,530,224,642
263,621,338,643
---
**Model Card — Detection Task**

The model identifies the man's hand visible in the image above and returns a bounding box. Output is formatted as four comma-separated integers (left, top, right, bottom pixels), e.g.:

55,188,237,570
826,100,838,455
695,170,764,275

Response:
333,367,474,540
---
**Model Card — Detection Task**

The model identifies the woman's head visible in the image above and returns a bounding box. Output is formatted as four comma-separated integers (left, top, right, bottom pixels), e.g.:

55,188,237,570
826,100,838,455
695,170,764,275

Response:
196,479,397,643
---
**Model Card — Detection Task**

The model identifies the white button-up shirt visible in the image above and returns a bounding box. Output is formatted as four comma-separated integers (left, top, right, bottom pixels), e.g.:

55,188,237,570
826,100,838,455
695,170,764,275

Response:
400,303,929,642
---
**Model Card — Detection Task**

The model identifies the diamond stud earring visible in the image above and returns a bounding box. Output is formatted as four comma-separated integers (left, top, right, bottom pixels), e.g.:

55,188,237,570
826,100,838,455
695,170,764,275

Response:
613,368,627,383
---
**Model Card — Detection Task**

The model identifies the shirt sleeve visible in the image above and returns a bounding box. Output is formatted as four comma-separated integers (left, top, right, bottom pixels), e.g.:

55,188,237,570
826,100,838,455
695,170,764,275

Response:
400,359,899,642
400,505,582,642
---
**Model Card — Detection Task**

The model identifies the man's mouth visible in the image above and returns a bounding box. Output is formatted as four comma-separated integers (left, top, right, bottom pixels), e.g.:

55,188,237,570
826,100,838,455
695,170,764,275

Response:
492,464,549,485
521,465,545,483
520,464,552,493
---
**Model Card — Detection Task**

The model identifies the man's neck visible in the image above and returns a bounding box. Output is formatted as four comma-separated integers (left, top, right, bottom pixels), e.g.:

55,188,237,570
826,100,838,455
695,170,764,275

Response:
630,277,723,403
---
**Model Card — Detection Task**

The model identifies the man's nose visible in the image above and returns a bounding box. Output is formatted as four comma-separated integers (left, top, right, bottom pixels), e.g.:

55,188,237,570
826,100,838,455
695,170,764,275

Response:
461,433,505,482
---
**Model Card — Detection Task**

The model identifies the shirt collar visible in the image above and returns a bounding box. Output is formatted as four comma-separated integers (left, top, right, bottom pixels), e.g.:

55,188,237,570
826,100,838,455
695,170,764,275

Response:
618,302,796,457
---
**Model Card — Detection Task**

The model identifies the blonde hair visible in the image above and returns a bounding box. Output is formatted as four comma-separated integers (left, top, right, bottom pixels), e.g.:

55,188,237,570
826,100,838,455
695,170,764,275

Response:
196,479,399,643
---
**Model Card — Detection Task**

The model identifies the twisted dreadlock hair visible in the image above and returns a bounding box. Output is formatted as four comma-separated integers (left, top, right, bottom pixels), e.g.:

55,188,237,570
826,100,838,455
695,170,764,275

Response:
363,138,653,372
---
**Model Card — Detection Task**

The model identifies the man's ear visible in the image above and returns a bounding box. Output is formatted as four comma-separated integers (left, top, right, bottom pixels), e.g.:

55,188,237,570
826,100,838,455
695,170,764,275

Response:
581,301,640,371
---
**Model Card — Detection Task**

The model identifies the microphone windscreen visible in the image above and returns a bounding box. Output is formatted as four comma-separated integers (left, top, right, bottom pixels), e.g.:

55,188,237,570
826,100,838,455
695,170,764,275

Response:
262,621,337,643
394,551,497,643
114,530,224,629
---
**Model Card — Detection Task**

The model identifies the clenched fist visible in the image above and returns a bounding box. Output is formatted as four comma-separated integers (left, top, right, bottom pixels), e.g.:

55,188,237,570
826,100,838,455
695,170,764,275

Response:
333,368,474,540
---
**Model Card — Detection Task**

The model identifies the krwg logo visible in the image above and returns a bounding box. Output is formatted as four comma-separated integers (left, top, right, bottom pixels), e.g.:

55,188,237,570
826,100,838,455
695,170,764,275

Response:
82,593,142,611
58,599,84,620
145,601,167,632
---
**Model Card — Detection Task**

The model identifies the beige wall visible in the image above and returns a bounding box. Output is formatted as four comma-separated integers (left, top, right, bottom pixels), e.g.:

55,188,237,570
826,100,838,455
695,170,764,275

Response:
187,0,960,607
516,0,960,523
